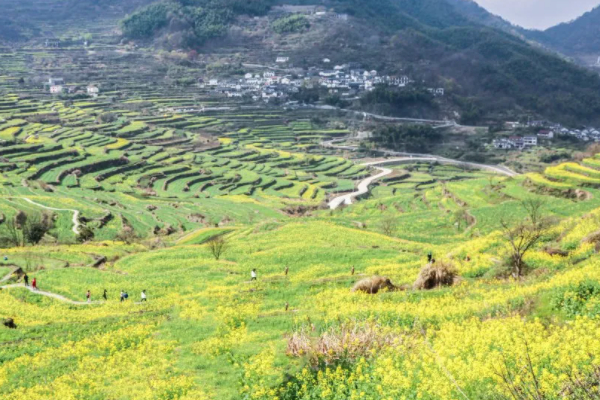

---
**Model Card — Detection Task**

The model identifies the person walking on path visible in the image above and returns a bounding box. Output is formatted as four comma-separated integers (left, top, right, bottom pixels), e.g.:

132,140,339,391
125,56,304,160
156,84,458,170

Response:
23,274,29,287
251,269,257,281
141,290,147,302
86,290,91,303
103,289,108,301
120,290,125,302
32,277,37,291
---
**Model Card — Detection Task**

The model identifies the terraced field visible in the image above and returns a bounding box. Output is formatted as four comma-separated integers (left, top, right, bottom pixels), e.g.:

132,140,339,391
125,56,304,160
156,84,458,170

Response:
4,21,600,400
0,90,373,240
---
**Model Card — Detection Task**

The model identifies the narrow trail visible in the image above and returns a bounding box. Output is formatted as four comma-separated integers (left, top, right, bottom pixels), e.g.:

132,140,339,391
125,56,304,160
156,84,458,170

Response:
1,284,146,305
0,268,19,283
324,139,518,210
21,197,81,235
1,284,90,304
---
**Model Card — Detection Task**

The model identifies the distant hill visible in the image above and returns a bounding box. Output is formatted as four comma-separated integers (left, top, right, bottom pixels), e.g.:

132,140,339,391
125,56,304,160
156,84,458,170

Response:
0,0,153,41
443,0,521,33
117,0,600,125
529,6,600,57
2,0,600,125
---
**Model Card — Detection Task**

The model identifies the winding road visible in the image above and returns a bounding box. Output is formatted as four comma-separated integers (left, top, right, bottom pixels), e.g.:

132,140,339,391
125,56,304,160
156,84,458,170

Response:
324,139,517,210
21,197,81,235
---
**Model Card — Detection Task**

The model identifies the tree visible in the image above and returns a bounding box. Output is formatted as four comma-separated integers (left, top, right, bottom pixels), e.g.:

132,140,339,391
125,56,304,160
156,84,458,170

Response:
500,198,550,278
22,213,54,245
115,226,138,244
208,235,228,260
453,208,470,231
0,219,23,247
77,226,95,243
380,214,398,236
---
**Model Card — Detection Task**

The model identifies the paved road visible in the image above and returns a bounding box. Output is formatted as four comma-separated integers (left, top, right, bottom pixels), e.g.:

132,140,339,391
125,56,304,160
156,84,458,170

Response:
325,140,517,210
307,105,452,125
328,166,393,209
22,197,81,235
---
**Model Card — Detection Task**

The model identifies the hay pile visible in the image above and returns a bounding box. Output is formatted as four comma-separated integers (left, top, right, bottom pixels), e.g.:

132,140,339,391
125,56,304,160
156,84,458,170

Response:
352,276,398,294
413,261,457,290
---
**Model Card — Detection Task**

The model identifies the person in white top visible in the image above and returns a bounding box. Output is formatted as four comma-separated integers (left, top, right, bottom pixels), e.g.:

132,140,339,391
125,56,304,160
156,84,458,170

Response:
251,269,257,281
141,290,147,302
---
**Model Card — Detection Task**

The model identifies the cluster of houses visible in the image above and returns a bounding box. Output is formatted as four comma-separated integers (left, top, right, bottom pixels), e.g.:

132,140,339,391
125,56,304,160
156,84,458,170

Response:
200,62,445,103
46,78,99,97
492,135,539,150
492,121,600,150
495,119,600,150
270,5,349,21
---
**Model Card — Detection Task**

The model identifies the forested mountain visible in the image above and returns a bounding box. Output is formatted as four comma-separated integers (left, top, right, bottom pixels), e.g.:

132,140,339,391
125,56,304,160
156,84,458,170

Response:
116,0,600,125
2,0,600,125
529,6,600,57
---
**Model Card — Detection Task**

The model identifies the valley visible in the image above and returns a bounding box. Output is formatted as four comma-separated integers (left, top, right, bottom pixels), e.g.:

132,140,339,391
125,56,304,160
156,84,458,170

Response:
2,1,600,399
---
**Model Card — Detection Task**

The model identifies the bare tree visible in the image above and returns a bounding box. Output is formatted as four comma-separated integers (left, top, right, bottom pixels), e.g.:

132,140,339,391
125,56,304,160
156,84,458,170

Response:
500,198,549,278
115,226,138,244
1,218,23,247
208,235,228,260
453,208,470,231
380,214,398,236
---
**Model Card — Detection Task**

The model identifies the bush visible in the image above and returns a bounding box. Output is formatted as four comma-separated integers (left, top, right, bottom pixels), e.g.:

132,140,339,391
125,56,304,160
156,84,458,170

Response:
552,280,600,317
272,14,310,34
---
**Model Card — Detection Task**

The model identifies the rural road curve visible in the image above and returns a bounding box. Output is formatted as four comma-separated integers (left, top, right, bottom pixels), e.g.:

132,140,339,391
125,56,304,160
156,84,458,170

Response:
22,197,81,235
324,139,517,210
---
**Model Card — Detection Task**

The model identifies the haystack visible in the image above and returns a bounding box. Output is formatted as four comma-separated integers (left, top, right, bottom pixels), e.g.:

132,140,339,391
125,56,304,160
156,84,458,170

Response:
352,276,398,294
413,261,457,290
544,248,569,257
583,230,600,245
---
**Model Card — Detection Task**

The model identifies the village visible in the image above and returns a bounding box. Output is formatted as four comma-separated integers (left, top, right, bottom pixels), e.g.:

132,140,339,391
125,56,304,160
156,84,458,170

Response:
198,59,445,102
492,120,600,151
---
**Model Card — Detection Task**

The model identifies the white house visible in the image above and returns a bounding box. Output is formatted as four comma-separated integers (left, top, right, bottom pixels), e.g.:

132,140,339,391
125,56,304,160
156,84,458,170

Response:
276,57,289,63
87,85,99,97
50,85,63,94
244,73,253,79
537,130,554,139
523,136,538,146
208,79,219,86
263,71,275,78
492,139,514,149
48,77,64,86
399,76,411,86
323,58,331,63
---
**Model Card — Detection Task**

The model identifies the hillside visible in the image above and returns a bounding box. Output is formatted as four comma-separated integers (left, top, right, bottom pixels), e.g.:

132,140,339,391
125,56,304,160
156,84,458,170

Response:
3,3,600,399
115,0,600,125
529,6,600,58
4,91,600,397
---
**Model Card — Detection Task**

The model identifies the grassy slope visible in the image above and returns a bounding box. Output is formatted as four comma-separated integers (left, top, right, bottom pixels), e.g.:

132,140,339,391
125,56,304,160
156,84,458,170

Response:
3,169,600,398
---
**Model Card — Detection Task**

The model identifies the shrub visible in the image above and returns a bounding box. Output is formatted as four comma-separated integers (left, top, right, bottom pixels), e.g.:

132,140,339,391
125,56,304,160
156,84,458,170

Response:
552,280,600,317
272,14,310,34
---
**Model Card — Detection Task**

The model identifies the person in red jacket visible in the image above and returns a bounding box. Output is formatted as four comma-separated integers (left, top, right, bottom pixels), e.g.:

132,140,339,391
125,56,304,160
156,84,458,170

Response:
32,277,37,290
